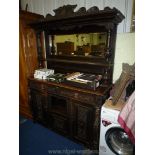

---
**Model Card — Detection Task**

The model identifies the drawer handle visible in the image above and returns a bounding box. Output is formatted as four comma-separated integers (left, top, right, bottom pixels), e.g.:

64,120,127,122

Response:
74,93,78,98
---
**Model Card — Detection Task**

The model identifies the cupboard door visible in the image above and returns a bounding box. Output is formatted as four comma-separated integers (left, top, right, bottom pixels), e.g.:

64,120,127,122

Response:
47,113,69,135
45,95,69,135
30,90,47,124
47,95,68,117
72,101,94,145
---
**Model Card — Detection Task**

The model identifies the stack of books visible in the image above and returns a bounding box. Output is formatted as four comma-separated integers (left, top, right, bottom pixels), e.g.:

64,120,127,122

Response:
65,72,102,90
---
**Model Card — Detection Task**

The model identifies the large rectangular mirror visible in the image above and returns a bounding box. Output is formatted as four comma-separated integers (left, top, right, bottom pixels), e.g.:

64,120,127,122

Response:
48,32,108,57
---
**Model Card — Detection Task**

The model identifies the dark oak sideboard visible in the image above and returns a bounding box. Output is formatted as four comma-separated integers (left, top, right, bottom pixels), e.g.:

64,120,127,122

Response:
28,77,111,149
28,5,125,151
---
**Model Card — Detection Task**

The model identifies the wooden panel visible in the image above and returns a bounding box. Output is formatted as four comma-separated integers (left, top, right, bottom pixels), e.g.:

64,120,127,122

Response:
19,11,44,119
30,90,47,123
72,101,94,146
29,80,46,91
57,42,74,55
25,29,38,76
19,19,29,109
47,113,69,135
57,88,99,105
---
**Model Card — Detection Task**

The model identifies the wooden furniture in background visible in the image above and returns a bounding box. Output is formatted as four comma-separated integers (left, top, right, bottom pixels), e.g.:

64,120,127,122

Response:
57,42,74,55
19,11,44,119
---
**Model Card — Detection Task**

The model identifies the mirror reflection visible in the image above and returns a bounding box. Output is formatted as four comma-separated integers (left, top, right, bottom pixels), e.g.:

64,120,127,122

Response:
49,33,107,57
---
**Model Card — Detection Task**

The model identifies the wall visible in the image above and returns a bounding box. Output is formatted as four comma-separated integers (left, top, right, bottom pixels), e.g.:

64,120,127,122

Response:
113,32,135,82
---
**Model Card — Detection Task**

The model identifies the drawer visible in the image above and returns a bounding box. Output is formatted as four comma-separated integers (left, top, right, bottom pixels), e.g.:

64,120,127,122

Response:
29,81,46,91
58,88,97,105
47,86,59,94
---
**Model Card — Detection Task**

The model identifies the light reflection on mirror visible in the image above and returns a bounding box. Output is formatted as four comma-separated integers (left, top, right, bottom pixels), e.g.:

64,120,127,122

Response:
49,33,107,57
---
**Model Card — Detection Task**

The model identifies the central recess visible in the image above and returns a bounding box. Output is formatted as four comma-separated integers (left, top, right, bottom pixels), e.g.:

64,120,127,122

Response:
48,95,67,116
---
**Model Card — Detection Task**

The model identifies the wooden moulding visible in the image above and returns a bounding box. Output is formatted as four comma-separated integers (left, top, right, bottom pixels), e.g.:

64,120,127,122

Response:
29,5,125,31
45,5,124,22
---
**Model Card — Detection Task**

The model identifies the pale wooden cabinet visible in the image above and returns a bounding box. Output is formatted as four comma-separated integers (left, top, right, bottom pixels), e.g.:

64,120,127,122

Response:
19,11,44,119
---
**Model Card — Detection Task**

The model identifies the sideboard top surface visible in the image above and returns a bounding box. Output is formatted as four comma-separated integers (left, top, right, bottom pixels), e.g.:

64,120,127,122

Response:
28,77,111,96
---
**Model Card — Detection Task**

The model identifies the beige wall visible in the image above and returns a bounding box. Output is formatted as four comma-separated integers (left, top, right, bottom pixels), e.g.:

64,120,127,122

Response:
113,32,135,83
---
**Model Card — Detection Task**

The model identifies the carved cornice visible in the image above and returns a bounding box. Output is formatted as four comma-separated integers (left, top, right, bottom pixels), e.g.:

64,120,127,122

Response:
45,5,124,22
30,5,124,31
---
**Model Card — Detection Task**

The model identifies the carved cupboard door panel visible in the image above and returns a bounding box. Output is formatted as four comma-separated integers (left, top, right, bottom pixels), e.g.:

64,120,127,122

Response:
45,95,69,135
72,101,95,146
30,90,47,124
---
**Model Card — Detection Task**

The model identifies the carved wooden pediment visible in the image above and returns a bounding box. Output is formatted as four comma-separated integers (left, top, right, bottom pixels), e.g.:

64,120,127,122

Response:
30,5,125,32
45,5,124,22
